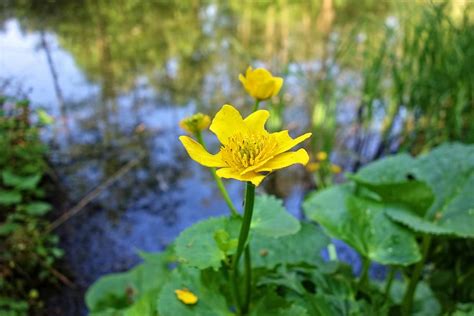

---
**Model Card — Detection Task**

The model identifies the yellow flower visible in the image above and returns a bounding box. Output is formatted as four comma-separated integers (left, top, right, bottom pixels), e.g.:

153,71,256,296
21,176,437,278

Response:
239,67,284,101
179,104,311,186
175,288,198,305
306,162,320,172
179,113,211,135
330,164,342,174
316,151,328,161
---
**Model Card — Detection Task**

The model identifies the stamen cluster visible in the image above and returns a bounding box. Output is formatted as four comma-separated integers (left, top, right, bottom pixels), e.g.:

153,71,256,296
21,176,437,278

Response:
221,132,277,170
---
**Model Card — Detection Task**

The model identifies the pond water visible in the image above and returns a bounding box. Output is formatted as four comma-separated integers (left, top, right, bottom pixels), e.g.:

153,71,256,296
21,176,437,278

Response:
0,1,399,314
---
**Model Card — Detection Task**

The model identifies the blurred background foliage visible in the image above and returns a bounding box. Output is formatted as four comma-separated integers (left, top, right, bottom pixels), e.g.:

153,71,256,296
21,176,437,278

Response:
1,0,473,315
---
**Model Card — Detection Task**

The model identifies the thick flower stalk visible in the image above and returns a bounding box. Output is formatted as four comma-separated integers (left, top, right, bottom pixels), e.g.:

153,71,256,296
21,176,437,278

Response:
239,67,283,102
179,104,311,186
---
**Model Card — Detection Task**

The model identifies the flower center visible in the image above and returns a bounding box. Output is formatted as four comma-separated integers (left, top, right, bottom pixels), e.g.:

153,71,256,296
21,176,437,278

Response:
221,132,277,170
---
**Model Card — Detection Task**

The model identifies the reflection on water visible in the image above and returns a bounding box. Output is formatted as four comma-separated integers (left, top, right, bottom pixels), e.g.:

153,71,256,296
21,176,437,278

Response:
0,0,401,314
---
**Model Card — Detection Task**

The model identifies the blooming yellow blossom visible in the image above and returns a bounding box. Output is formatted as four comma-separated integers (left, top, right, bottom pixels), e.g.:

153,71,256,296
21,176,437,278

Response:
316,151,328,161
179,104,311,186
175,288,198,305
239,67,284,101
179,113,211,135
330,164,342,174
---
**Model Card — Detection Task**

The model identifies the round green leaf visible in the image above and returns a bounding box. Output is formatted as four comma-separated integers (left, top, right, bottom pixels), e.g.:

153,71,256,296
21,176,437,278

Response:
303,185,421,266
157,267,232,316
251,195,301,238
175,216,240,270
251,222,330,269
86,251,171,314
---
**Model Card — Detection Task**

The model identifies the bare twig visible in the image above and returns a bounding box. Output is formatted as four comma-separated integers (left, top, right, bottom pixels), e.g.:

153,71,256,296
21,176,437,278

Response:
46,156,142,233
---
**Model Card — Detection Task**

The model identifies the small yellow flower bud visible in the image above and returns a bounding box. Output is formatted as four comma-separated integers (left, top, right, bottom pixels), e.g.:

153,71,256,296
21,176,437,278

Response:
175,288,198,305
239,67,283,101
179,113,211,135
316,151,328,161
306,162,320,172
29,289,39,300
330,164,342,174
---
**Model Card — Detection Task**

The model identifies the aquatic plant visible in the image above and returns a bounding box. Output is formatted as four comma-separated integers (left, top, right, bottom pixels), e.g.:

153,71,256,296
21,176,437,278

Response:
86,68,474,316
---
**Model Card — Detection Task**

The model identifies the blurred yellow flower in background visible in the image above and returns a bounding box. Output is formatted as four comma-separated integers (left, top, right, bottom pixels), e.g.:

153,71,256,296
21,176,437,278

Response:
239,67,283,101
179,104,311,186
330,164,342,174
316,151,328,161
306,162,320,172
175,288,198,305
179,113,211,135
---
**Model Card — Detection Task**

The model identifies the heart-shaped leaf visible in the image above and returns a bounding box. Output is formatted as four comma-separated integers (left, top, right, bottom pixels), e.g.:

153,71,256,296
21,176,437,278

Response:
303,185,421,265
175,216,240,270
251,222,329,269
251,194,301,238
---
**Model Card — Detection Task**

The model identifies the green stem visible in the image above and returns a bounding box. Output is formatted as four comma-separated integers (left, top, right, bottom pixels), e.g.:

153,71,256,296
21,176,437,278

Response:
384,266,396,301
195,132,239,217
232,182,255,314
243,245,252,313
253,99,260,112
327,243,338,261
402,235,432,316
358,257,370,291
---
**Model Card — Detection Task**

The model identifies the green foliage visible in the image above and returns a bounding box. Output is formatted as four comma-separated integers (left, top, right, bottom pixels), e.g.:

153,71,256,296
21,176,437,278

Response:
251,223,329,269
86,251,173,315
175,195,301,270
359,2,474,155
304,142,474,315
175,216,240,270
250,195,301,238
304,185,421,266
389,281,441,316
157,267,232,316
0,96,61,315
86,143,474,315
355,143,474,237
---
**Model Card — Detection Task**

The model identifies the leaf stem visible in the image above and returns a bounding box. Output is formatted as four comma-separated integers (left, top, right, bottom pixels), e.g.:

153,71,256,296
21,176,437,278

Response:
195,131,239,217
358,257,370,291
402,234,431,316
232,182,255,314
253,99,260,112
384,266,396,301
243,245,252,313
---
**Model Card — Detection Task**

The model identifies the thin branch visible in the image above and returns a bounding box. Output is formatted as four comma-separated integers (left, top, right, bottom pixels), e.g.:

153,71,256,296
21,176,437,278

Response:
46,156,142,233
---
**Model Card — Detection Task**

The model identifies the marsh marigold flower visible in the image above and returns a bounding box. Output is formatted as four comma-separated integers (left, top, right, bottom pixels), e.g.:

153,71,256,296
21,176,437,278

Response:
179,104,311,186
179,113,211,135
239,67,283,101
316,151,328,161
175,288,198,305
330,164,342,174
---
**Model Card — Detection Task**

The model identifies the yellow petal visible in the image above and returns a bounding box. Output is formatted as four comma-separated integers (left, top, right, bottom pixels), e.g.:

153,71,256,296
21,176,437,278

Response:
238,73,246,86
175,289,198,305
272,131,312,155
271,77,284,97
250,68,273,81
246,66,253,77
179,136,226,167
254,80,276,100
256,148,310,172
243,109,270,132
216,168,266,186
210,104,248,145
